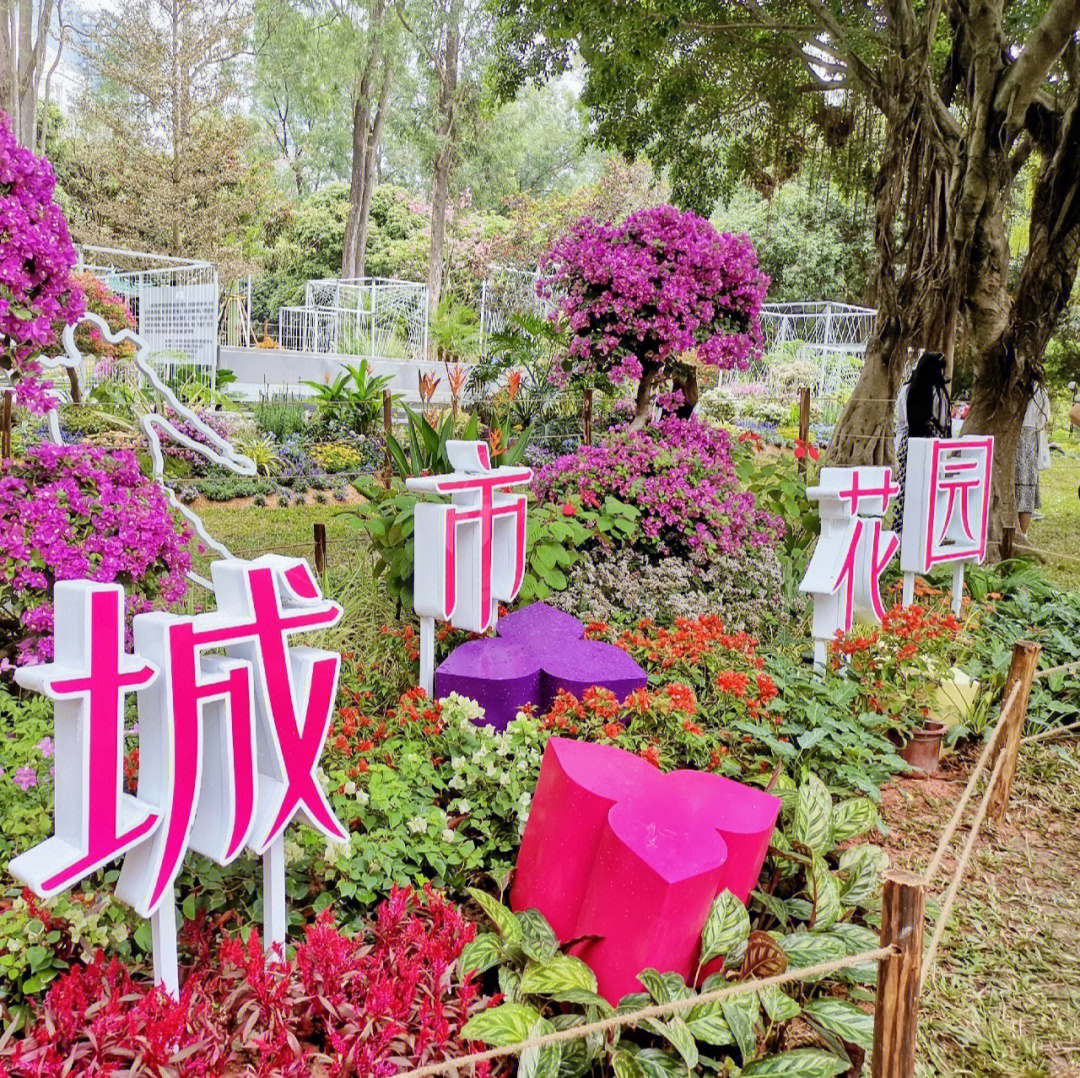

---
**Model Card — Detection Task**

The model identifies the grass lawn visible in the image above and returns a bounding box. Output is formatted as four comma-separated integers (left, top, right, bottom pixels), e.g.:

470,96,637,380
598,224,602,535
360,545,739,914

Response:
1026,449,1080,590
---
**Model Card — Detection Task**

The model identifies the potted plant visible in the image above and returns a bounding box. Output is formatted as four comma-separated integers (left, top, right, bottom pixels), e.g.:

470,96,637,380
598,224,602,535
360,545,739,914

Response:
832,602,971,777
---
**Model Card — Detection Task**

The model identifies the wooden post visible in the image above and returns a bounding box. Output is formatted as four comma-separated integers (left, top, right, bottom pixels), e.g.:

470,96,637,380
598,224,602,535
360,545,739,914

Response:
872,871,926,1078
313,522,327,576
1000,525,1015,561
797,386,810,475
583,388,594,446
382,389,393,489
1,390,11,460
987,640,1041,821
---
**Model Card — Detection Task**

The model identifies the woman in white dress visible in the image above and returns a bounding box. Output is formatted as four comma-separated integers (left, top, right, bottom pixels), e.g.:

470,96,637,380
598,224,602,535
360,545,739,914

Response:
1016,379,1050,537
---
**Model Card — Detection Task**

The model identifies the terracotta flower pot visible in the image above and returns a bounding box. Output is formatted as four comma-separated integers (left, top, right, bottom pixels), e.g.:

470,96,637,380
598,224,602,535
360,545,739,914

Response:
898,721,947,778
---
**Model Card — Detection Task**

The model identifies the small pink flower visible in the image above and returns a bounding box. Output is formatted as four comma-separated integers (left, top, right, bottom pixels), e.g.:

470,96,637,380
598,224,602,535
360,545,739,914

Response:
36,736,54,758
14,766,37,790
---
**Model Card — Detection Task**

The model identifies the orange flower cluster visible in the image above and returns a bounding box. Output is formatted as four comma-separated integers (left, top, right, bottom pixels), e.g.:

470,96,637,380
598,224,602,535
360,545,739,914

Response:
615,614,762,671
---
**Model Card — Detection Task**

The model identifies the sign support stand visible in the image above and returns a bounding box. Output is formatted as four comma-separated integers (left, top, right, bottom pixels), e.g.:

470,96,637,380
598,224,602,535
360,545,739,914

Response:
902,570,915,606
151,889,179,998
263,833,287,956
951,562,964,615
419,615,435,697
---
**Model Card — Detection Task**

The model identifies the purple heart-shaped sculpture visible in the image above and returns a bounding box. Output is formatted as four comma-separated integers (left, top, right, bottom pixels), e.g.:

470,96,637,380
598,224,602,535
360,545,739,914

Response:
434,602,647,729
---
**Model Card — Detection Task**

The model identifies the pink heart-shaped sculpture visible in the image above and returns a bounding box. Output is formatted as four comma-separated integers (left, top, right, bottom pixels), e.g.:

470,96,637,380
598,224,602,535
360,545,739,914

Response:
510,737,781,1002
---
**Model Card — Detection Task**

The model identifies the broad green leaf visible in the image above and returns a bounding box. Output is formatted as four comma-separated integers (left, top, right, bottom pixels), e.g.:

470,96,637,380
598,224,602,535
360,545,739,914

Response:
825,924,880,984
758,985,801,1023
661,1016,699,1069
459,932,503,978
741,1048,849,1076
499,965,523,1003
468,887,523,943
752,890,792,928
838,845,890,907
699,890,751,968
831,797,878,843
462,1002,543,1046
519,955,598,996
612,1050,648,1078
517,908,561,961
803,999,875,1051
622,1047,691,1078
809,853,841,930
548,987,615,1015
719,991,759,1062
637,968,692,1004
686,1009,735,1046
519,1018,561,1078
776,931,847,975
792,775,833,854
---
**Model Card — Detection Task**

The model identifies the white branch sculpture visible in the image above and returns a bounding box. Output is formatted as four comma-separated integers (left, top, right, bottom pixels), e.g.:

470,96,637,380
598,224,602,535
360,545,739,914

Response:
39,313,257,591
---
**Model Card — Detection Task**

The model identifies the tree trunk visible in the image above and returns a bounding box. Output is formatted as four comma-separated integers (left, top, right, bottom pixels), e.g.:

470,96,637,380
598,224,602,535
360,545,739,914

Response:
353,63,391,279
628,361,662,431
829,42,961,466
427,11,461,316
964,80,1080,543
0,0,54,147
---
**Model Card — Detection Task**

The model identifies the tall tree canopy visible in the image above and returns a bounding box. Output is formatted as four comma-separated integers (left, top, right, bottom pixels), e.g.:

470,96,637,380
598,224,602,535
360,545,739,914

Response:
495,0,1080,538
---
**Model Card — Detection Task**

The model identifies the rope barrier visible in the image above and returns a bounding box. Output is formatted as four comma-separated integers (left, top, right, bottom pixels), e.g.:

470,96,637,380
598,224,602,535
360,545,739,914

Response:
391,947,898,1078
921,751,1007,981
1033,657,1080,681
921,679,1019,885
1021,718,1080,744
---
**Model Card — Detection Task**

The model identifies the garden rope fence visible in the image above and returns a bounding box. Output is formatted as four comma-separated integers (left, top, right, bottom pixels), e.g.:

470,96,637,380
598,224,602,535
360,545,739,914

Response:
392,949,899,1078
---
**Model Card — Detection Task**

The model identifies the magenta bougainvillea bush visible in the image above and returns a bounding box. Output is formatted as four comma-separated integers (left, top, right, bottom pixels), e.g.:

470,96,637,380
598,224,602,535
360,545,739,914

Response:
538,205,769,399
534,417,784,560
0,444,192,664
0,111,85,413
0,887,492,1078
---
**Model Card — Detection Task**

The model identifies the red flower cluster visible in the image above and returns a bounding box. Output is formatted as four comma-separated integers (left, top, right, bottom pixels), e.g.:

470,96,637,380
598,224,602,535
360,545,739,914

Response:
0,887,494,1078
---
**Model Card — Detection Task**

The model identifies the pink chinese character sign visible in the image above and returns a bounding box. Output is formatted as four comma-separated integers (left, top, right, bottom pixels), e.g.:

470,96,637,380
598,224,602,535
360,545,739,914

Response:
9,556,344,996
407,440,532,694
900,437,994,613
799,467,900,670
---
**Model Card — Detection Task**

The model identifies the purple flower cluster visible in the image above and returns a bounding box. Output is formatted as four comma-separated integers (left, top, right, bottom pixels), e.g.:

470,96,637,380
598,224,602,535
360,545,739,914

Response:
0,444,192,663
0,111,85,412
534,417,785,560
539,205,769,387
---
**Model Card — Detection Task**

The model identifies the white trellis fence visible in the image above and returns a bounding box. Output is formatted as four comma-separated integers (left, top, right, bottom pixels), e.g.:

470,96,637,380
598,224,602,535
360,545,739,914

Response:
479,264,552,356
713,301,876,397
76,246,220,391
276,277,428,361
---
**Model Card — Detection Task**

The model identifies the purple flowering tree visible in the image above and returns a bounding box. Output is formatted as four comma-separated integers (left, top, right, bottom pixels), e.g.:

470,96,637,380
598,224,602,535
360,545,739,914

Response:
0,111,86,414
534,417,784,561
538,205,769,429
1,445,193,665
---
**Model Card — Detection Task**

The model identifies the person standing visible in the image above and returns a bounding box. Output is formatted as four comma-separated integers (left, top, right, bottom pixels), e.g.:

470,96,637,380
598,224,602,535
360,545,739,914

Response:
894,350,951,533
1016,378,1051,537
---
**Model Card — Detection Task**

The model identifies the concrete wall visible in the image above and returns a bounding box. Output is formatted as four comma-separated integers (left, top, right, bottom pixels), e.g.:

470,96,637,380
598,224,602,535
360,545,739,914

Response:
219,345,469,405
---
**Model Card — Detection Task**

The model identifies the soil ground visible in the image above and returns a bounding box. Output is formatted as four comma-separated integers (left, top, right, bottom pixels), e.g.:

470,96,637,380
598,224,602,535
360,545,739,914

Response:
876,738,1080,1077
